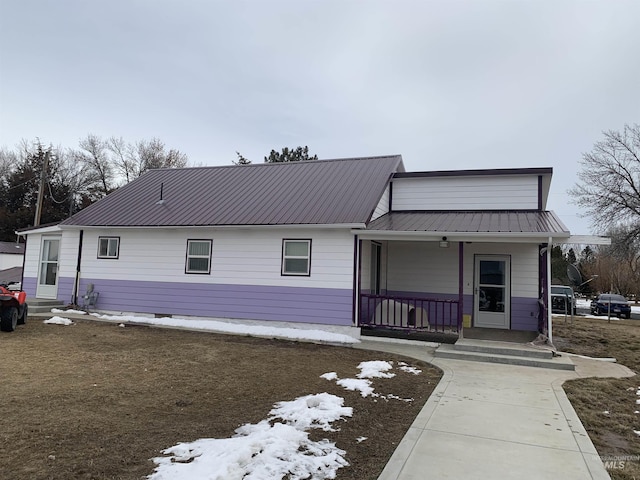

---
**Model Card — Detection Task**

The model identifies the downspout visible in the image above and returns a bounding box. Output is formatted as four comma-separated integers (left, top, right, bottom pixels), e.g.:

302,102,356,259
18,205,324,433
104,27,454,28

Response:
72,230,84,306
546,236,553,343
458,241,464,338
19,234,27,291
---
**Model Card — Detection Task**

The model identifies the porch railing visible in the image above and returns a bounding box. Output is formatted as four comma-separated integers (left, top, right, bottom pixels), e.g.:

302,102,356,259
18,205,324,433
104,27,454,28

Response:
360,293,461,333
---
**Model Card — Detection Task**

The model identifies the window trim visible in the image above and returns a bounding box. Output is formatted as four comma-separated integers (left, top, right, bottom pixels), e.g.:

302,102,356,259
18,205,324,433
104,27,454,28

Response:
97,236,120,259
281,239,312,276
185,239,212,274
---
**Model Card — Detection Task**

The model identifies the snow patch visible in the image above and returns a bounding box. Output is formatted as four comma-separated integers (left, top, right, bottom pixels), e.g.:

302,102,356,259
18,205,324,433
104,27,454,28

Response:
89,313,359,344
336,378,375,397
357,360,395,379
399,365,422,375
149,393,351,480
51,308,86,315
322,361,421,399
43,316,74,326
356,437,367,443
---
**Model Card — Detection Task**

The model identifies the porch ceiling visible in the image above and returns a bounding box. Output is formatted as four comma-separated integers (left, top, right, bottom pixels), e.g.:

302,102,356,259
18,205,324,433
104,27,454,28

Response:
358,211,571,243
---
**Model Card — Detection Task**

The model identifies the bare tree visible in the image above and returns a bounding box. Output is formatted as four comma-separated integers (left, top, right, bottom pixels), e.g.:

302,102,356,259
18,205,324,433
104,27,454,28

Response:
75,134,116,195
570,124,640,235
107,136,136,183
134,138,188,175
0,147,17,181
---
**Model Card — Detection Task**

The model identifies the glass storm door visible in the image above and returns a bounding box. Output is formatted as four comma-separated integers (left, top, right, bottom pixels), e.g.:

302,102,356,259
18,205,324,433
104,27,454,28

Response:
474,255,510,329
36,237,60,299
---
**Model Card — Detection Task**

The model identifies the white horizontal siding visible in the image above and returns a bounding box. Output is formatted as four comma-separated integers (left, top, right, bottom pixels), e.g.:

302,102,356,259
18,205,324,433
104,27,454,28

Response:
59,230,80,278
392,175,538,211
371,186,390,221
77,227,355,290
383,241,538,299
23,231,78,278
0,253,24,270
386,241,459,294
360,240,371,291
463,243,539,298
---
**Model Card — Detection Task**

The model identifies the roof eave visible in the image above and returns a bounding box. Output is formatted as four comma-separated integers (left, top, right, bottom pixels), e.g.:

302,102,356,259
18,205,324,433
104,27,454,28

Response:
60,222,367,230
352,229,571,243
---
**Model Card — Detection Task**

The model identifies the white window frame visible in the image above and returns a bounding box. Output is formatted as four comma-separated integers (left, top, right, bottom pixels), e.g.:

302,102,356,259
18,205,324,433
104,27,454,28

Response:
97,237,120,259
186,239,212,274
281,239,311,276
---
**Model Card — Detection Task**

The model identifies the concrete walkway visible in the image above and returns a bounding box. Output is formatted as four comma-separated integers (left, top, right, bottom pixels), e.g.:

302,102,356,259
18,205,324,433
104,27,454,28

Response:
356,338,635,480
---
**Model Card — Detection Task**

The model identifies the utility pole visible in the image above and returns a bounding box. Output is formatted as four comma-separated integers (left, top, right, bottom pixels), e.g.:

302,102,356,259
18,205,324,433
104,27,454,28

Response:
33,149,50,227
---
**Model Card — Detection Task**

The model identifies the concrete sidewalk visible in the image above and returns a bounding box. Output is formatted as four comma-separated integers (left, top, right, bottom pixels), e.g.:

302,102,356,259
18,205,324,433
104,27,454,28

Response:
357,339,635,480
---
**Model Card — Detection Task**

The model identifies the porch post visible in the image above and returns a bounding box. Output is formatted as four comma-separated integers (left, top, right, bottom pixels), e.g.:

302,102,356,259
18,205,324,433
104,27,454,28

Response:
352,235,360,326
546,237,553,343
458,241,464,335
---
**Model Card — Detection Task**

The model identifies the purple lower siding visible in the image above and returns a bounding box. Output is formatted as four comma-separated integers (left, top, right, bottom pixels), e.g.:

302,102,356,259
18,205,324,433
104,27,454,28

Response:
22,277,36,297
69,278,353,326
22,276,75,304
385,290,539,332
510,297,540,332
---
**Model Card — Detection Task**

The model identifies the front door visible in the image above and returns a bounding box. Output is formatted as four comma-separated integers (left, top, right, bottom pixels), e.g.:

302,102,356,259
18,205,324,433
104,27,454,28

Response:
474,255,510,329
36,236,60,299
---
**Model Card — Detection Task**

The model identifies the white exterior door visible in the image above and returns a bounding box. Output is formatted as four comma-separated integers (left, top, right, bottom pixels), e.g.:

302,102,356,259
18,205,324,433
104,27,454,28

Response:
36,236,61,299
474,255,510,329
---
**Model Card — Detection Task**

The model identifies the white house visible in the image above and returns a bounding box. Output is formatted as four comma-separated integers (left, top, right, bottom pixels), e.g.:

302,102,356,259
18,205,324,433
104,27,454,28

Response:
19,156,594,339
0,241,25,271
0,241,25,285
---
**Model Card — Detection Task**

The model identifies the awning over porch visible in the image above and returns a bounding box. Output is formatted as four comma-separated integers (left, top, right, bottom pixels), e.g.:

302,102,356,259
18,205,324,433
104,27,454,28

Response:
357,210,571,242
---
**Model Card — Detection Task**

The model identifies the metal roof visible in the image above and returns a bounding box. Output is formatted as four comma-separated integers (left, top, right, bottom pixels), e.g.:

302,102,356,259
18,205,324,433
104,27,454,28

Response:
0,266,22,283
0,242,25,255
61,155,403,227
366,211,570,235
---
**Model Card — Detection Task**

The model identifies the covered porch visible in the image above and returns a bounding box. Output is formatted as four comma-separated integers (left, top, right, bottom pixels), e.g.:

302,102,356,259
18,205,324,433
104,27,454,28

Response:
353,211,573,340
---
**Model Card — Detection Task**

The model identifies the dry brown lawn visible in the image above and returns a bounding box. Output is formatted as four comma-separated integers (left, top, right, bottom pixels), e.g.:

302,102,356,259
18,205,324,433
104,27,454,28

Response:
0,317,441,480
554,316,640,480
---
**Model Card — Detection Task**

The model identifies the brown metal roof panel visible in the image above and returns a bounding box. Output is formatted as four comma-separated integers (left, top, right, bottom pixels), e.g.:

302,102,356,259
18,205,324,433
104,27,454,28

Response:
60,155,403,227
366,211,569,235
0,242,25,255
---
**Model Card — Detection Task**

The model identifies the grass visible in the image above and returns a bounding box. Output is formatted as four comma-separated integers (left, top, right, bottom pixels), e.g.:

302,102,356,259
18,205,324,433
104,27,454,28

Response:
0,317,441,480
554,316,640,480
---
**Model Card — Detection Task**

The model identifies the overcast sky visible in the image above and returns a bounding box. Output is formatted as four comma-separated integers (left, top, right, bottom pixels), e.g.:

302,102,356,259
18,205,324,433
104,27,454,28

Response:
1,0,639,235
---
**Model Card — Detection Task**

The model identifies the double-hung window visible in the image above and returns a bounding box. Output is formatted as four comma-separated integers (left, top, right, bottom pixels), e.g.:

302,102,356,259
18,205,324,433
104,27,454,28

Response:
97,237,120,259
281,239,311,276
186,239,212,274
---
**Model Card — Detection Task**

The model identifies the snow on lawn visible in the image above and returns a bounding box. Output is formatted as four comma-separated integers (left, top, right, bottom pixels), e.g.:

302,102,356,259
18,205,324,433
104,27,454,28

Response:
43,316,74,326
89,313,359,344
322,361,419,400
356,360,395,379
398,362,422,375
149,393,351,480
150,360,420,479
51,308,87,315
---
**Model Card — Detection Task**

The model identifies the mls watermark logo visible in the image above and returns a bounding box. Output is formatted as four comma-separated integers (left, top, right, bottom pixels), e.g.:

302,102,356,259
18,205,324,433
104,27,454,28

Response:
602,455,639,471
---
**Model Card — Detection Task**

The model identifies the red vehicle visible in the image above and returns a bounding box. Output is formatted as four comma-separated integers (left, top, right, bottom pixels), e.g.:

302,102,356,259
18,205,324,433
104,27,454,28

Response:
0,283,28,332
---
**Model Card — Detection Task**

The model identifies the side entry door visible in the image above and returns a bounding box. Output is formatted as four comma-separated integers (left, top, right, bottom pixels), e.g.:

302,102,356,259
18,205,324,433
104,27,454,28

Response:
474,255,510,329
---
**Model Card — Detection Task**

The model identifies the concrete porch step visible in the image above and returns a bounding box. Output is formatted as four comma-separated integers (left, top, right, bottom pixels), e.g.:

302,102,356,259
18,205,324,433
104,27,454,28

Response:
435,343,575,370
27,298,65,314
454,339,553,359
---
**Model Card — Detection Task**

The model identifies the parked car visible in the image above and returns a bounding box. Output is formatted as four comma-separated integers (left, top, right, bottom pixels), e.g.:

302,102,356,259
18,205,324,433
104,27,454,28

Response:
590,294,631,319
551,285,576,315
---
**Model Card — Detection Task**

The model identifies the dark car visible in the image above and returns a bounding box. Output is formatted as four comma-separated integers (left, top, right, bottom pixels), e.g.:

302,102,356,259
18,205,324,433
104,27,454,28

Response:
590,294,631,319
